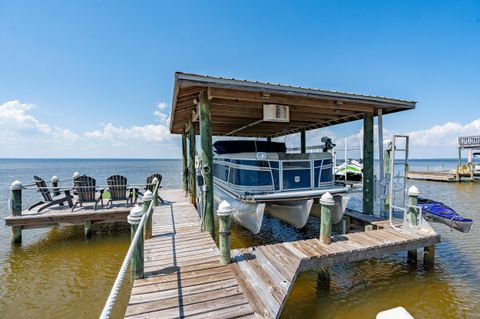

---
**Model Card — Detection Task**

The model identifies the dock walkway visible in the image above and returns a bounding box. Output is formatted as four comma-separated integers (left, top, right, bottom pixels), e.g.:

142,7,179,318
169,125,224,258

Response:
125,189,256,318
126,189,440,319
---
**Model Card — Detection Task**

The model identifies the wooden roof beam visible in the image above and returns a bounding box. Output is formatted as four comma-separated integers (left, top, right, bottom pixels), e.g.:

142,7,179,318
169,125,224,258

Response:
208,87,376,113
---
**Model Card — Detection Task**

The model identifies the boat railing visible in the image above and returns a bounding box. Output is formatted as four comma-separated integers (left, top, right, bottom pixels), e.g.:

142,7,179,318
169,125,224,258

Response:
99,179,160,319
214,156,334,193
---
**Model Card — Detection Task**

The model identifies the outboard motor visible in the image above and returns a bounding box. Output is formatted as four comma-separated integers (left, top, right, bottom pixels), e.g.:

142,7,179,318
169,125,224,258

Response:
321,136,336,152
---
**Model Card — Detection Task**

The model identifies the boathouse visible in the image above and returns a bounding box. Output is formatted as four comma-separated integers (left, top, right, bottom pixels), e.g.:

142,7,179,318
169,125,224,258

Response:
169,72,417,235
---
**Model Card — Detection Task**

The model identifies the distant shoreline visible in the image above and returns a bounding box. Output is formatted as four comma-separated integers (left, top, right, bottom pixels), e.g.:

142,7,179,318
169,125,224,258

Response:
0,157,468,161
0,157,182,160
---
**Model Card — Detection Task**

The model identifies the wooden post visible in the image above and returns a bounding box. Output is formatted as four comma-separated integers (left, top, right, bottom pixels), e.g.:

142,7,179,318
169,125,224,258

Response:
10,180,22,243
188,118,197,205
317,267,331,290
468,149,474,181
143,190,153,240
217,200,232,265
344,216,351,234
128,205,145,279
363,112,374,215
384,144,391,212
84,220,92,238
319,192,334,245
456,147,461,182
407,186,420,263
182,129,188,192
199,91,215,237
377,109,384,182
51,176,60,197
424,245,435,267
300,129,306,154
152,177,159,207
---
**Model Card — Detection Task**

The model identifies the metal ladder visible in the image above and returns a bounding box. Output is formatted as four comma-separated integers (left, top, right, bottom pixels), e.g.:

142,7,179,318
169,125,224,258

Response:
387,135,410,230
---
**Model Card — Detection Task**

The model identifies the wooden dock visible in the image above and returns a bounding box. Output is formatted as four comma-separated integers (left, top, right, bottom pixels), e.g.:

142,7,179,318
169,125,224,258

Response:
4,200,131,229
407,170,480,182
125,189,256,318
125,189,440,319
407,170,458,182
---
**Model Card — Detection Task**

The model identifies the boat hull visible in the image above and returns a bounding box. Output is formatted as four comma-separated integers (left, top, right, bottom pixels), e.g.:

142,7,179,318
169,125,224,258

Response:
265,199,314,228
213,185,265,235
419,199,473,233
423,212,473,233
309,195,350,224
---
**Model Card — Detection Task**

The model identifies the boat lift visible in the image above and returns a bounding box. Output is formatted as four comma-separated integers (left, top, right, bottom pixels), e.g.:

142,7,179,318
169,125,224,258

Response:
386,135,425,231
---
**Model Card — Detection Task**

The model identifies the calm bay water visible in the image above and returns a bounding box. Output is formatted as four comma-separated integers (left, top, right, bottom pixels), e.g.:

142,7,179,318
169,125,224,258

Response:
0,158,479,318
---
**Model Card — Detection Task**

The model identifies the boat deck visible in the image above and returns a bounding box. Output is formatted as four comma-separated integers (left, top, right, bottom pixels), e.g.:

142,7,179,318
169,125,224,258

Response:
125,189,440,319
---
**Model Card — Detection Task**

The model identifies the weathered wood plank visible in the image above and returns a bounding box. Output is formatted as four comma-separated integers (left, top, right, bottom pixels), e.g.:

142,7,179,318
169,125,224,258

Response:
126,189,441,319
127,189,254,319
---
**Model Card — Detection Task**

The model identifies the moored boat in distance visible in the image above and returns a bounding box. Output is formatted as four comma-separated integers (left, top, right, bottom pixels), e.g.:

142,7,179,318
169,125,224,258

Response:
335,159,363,182
213,140,350,234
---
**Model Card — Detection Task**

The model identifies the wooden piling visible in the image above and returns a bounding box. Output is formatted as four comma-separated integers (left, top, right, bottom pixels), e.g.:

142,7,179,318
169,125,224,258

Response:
384,146,391,211
217,201,232,265
317,266,331,290
128,205,145,280
10,181,22,243
51,176,60,198
300,129,306,154
407,186,420,263
84,220,92,238
143,190,153,240
363,112,374,215
199,91,215,237
182,129,188,192
424,245,435,267
188,118,196,205
456,147,461,182
152,177,159,207
319,192,334,245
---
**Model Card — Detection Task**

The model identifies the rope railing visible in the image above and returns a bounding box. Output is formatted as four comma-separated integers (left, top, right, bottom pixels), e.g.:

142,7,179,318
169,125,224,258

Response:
22,177,76,188
99,180,160,319
22,183,156,191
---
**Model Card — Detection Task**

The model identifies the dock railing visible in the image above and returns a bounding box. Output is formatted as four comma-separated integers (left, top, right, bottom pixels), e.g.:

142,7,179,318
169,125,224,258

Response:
99,178,160,319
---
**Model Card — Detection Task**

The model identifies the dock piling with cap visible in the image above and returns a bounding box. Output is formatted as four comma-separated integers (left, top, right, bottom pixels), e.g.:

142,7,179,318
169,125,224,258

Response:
128,204,145,280
217,200,232,265
407,186,420,263
143,190,153,240
10,180,23,243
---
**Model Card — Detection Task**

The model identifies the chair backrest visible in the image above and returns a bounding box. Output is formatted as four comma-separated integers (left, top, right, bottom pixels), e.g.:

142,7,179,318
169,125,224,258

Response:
107,175,128,200
34,175,53,202
146,173,162,192
74,175,97,203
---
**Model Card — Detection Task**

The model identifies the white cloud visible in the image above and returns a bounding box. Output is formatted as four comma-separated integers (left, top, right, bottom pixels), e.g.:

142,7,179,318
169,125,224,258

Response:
407,119,480,147
156,102,167,110
85,122,172,145
0,100,79,143
85,101,174,147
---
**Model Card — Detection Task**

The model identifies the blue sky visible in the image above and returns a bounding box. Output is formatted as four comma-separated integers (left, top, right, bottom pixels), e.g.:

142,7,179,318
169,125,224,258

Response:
0,1,479,158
